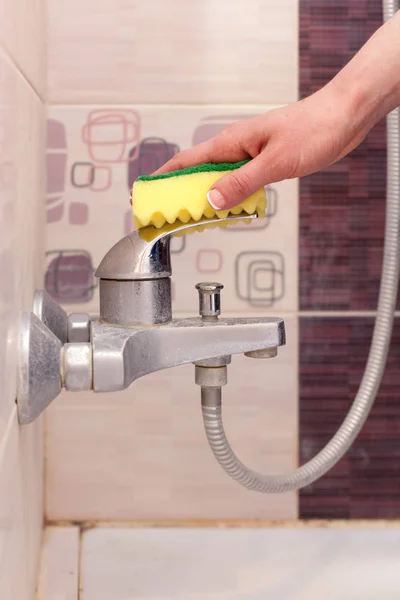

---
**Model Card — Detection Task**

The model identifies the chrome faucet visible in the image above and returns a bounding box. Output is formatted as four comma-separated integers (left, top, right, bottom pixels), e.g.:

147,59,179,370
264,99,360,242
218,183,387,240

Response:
17,213,286,424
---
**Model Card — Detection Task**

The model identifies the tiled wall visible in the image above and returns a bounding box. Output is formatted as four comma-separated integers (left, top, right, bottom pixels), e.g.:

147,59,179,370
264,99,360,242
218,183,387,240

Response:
45,0,299,521
47,0,298,105
298,0,400,518
0,1,46,598
45,0,399,523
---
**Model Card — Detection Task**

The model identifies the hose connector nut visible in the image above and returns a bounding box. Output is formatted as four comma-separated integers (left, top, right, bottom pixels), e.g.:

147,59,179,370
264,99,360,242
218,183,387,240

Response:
195,365,227,387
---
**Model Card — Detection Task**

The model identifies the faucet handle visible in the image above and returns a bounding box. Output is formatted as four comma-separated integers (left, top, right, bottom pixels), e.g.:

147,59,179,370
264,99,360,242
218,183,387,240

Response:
95,213,259,327
95,213,258,281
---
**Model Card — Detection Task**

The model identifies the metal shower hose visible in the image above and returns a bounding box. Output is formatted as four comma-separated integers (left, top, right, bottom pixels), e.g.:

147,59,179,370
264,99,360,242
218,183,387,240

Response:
201,0,400,493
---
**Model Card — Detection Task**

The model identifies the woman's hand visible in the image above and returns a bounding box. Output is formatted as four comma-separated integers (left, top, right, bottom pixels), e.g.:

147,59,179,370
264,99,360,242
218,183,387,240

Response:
154,86,369,210
154,11,400,211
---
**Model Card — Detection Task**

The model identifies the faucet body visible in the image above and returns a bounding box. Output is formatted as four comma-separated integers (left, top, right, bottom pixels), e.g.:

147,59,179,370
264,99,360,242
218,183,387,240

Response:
17,214,286,423
92,316,284,392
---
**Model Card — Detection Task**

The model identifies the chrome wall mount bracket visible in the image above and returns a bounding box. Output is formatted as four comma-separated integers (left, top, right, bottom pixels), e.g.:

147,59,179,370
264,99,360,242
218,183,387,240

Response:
18,309,63,424
18,290,93,424
17,214,286,424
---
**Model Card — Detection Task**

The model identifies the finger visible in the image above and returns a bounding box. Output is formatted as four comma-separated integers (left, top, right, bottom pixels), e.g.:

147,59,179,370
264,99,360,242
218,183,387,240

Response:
153,133,249,176
153,142,214,175
207,154,272,210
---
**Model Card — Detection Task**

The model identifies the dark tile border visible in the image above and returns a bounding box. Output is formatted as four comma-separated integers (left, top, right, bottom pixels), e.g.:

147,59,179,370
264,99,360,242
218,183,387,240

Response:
299,317,400,519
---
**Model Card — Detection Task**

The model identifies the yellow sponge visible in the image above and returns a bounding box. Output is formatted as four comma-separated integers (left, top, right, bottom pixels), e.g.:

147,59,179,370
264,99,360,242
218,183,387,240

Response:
131,161,266,229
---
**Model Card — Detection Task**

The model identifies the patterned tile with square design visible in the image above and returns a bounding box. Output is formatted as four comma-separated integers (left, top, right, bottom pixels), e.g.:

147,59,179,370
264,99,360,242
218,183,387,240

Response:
45,315,297,521
48,0,298,105
46,106,298,315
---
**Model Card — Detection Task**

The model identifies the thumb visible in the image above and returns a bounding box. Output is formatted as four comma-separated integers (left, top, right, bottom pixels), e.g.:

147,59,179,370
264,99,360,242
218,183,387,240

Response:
207,155,270,211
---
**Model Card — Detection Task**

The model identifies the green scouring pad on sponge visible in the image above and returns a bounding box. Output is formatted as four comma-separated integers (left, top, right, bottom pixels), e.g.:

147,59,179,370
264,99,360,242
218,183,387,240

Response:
131,160,267,229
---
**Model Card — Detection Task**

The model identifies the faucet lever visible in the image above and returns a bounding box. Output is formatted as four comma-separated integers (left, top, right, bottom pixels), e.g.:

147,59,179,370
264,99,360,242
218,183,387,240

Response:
95,213,257,282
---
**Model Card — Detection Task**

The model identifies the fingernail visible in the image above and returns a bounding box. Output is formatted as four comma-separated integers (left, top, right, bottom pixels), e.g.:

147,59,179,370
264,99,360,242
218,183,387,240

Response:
207,189,225,210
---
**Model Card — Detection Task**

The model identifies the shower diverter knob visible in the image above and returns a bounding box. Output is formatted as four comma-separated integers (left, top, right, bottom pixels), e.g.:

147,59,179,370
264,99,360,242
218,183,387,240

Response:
196,282,224,321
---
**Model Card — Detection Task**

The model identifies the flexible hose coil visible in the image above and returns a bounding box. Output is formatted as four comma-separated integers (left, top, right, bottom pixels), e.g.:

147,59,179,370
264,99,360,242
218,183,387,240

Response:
201,0,400,493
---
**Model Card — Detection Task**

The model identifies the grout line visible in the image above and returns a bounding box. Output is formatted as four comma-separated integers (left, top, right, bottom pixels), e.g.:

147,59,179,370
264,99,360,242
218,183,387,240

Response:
293,313,300,519
299,311,379,318
0,405,17,462
45,518,400,530
293,177,300,519
34,531,45,600
294,178,300,315
61,309,299,322
300,311,400,318
77,527,83,600
43,414,49,526
0,42,45,104
34,527,48,600
173,311,298,318
48,102,293,109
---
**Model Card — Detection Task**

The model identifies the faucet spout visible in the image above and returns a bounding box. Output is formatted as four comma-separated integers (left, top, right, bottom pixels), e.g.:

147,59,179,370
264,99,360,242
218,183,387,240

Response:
92,317,285,392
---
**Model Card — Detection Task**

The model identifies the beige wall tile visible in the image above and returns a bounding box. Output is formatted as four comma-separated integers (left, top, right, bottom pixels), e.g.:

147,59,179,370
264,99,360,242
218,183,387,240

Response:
15,64,46,310
45,315,297,521
0,51,19,438
0,0,46,97
37,527,79,600
0,45,45,600
19,415,43,598
0,49,45,437
0,410,43,600
46,106,298,315
48,0,298,104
